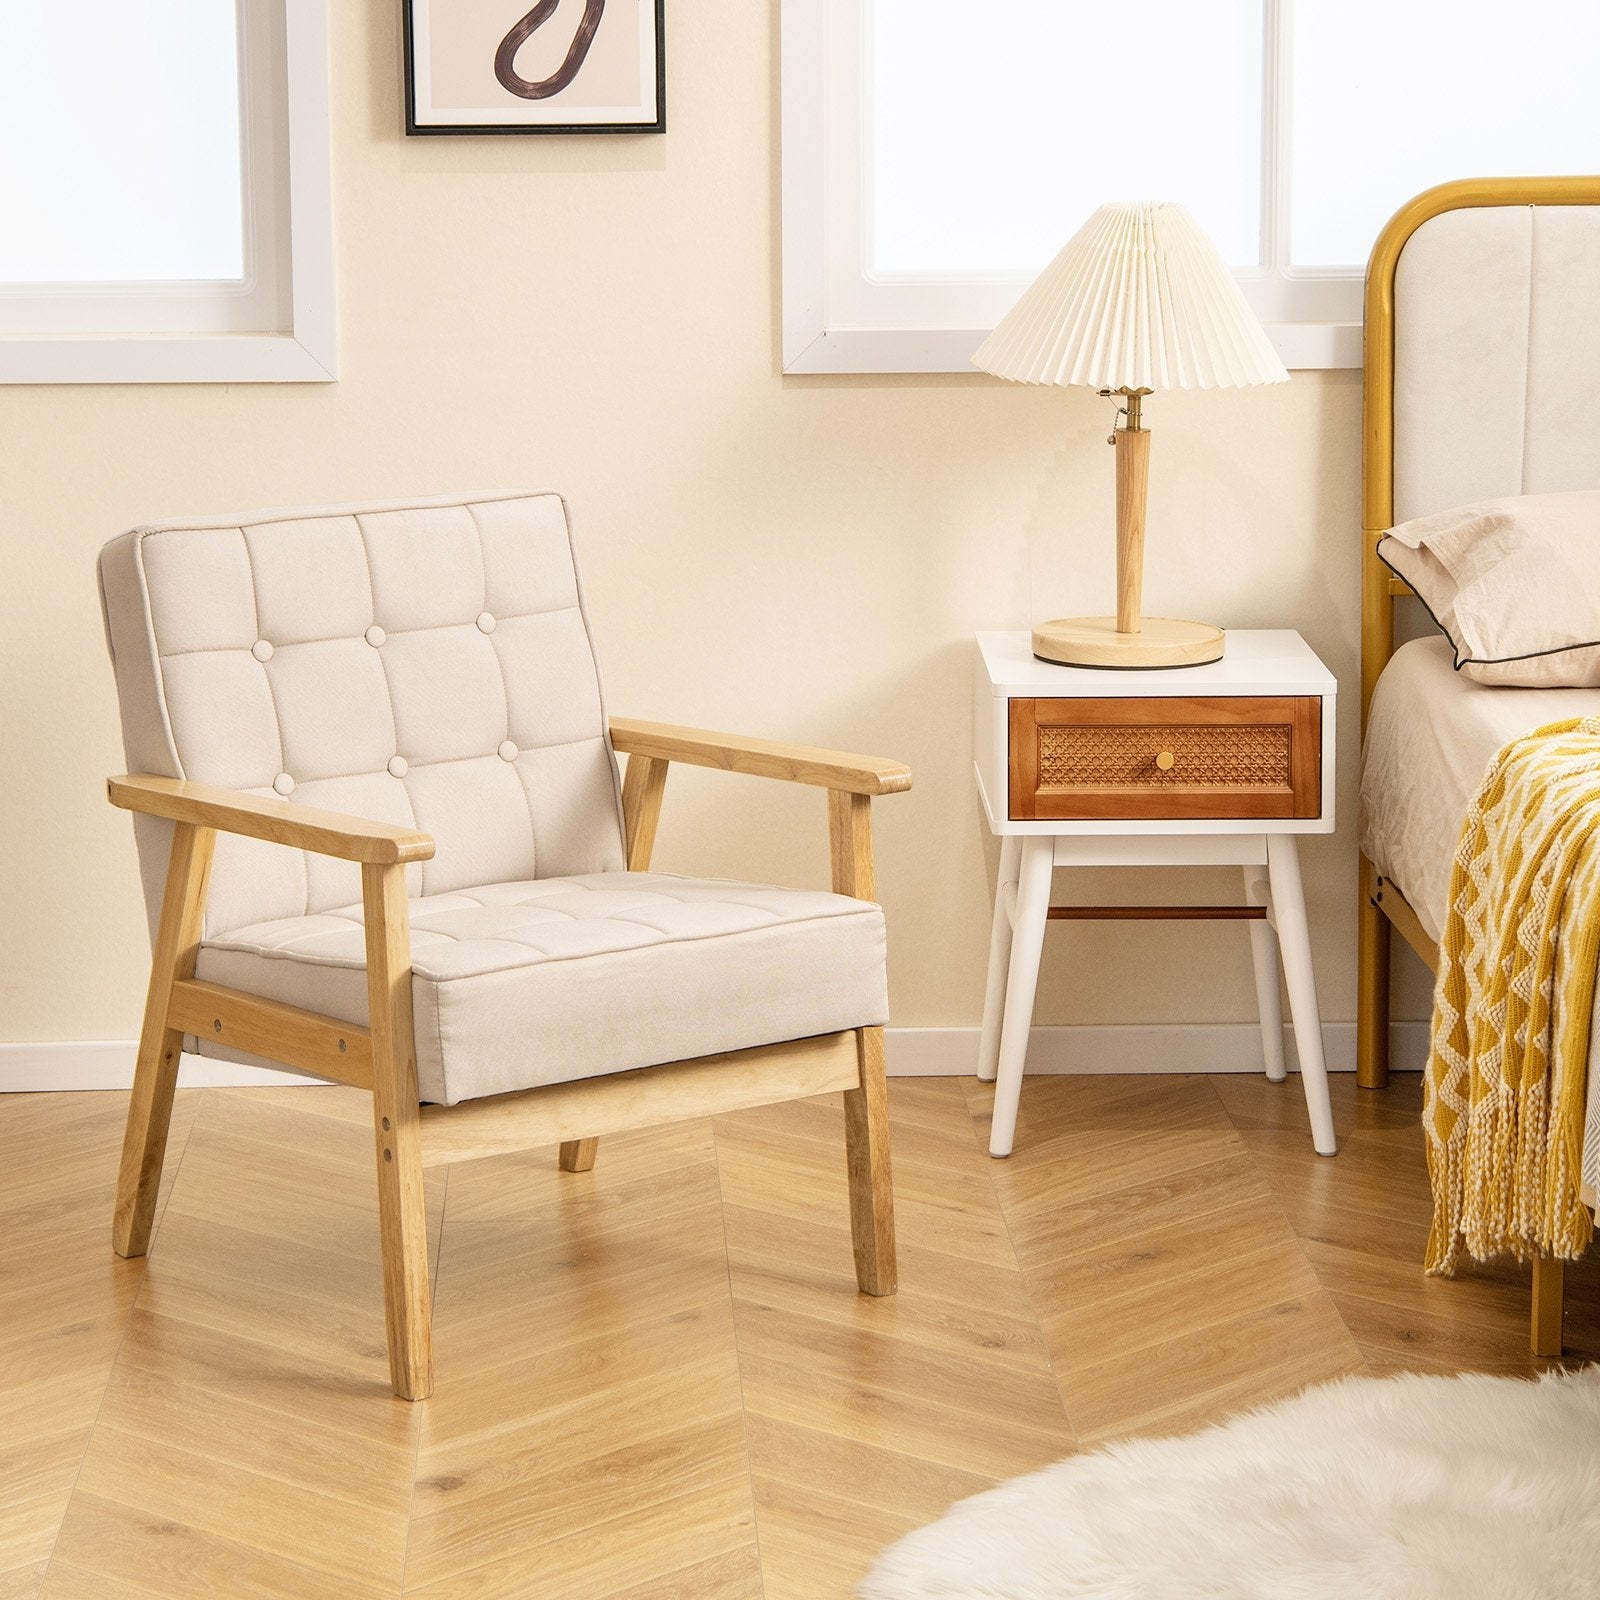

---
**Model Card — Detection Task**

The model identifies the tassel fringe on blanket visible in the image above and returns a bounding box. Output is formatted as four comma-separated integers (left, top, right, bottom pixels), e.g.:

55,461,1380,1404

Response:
1425,717,1600,1276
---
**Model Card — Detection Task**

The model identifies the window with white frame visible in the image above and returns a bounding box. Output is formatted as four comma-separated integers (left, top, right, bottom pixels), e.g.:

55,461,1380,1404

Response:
783,0,1600,374
0,0,335,384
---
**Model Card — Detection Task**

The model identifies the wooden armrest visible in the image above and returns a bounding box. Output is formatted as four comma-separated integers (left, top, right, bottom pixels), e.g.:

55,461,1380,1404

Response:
108,774,436,865
609,717,912,797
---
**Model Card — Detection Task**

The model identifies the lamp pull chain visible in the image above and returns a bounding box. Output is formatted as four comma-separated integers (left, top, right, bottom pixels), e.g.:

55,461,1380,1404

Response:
1100,388,1126,445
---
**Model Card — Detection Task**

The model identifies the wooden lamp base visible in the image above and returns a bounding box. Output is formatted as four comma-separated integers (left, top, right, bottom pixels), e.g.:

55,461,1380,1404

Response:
1036,390,1225,670
1032,615,1224,669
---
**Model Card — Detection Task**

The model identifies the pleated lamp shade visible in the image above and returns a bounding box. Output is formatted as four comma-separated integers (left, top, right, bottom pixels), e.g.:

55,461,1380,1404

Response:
972,202,1288,391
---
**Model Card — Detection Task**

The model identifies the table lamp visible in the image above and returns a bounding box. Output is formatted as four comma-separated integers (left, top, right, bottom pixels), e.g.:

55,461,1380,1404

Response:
973,201,1288,668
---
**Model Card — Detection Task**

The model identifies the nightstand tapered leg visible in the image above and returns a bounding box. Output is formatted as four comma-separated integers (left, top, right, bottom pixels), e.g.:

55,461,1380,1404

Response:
1265,835,1337,1155
1243,864,1286,1082
977,835,1023,1083
989,836,1054,1158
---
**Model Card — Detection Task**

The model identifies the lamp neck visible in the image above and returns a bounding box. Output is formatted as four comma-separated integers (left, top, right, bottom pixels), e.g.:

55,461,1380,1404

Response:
1116,386,1151,433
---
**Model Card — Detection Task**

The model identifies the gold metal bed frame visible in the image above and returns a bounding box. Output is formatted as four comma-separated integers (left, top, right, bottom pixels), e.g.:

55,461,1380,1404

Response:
1356,175,1600,1358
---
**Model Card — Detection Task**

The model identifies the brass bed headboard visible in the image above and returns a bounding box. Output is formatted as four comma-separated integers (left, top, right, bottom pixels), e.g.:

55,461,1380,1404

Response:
1361,174,1600,727
1359,174,1600,1090
1359,177,1600,1358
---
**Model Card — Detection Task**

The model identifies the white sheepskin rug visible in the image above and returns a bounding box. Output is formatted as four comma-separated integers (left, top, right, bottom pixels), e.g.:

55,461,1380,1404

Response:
859,1366,1600,1599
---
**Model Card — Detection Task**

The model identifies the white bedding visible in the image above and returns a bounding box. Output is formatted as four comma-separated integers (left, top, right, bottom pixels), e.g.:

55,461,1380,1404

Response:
1360,634,1600,1199
1360,637,1600,940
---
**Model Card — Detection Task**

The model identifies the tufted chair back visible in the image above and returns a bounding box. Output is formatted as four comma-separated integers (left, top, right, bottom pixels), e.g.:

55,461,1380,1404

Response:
99,492,626,941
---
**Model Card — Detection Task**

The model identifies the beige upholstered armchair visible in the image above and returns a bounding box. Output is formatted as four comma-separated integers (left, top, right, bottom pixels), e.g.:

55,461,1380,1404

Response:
98,491,909,1399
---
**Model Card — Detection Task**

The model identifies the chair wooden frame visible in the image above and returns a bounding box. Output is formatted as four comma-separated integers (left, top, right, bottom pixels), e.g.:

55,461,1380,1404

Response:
1357,175,1600,1359
109,720,911,1399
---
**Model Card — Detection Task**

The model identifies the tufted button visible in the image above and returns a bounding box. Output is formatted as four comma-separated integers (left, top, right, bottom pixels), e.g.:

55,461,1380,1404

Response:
251,639,274,663
476,612,497,634
365,625,386,648
497,740,518,762
273,773,295,797
387,756,409,778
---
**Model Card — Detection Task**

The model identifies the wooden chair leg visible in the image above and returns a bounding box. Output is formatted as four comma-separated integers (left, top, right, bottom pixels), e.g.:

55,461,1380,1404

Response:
559,1138,598,1172
844,1025,896,1296
114,821,216,1258
1532,1255,1564,1358
363,862,434,1401
826,789,897,1295
1357,855,1391,1090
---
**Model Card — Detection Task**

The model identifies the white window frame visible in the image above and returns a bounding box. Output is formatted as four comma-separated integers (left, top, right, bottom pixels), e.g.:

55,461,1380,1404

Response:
782,0,1360,376
0,0,336,385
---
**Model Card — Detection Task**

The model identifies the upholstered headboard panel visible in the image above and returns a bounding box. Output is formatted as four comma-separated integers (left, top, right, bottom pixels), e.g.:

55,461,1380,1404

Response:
1393,203,1600,523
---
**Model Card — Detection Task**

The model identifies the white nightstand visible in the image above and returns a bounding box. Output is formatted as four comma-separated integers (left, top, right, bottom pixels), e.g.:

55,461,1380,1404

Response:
974,630,1338,1158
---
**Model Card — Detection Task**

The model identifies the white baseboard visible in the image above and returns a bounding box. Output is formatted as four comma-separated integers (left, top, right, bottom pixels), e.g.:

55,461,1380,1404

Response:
0,1023,1429,1094
882,1021,1429,1078
0,1040,324,1092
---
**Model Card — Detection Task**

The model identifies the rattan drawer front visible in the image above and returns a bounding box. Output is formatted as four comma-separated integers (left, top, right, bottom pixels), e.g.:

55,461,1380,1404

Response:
1009,696,1322,821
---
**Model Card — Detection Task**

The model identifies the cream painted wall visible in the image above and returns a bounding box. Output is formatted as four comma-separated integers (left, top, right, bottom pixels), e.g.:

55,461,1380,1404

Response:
0,0,1433,1048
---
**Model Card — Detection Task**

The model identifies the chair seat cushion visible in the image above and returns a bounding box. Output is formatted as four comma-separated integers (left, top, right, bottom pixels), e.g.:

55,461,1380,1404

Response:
194,872,887,1105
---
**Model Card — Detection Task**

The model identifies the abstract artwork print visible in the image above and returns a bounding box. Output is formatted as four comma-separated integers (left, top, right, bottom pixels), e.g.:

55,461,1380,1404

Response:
405,0,665,135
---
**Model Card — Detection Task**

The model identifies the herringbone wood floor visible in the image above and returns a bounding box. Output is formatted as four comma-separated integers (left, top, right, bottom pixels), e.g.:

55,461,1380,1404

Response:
4,1070,1598,1599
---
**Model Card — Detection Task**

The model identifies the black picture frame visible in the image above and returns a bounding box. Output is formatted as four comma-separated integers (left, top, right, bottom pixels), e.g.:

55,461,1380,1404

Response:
403,0,666,137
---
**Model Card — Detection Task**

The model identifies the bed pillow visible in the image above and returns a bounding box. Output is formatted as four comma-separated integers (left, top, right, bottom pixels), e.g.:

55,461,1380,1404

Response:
1377,490,1600,687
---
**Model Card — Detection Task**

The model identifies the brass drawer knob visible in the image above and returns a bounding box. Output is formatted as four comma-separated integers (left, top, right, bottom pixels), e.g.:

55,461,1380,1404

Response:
1154,750,1176,772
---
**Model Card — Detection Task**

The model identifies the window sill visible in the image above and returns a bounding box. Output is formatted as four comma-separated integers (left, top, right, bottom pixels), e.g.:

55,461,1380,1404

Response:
781,322,1361,377
0,332,337,385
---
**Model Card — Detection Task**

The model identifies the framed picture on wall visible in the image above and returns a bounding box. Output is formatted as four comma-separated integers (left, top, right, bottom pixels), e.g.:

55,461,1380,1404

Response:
404,1,665,135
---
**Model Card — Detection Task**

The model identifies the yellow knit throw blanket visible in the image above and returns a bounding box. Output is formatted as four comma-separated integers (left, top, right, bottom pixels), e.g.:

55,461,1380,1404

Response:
1424,717,1600,1275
